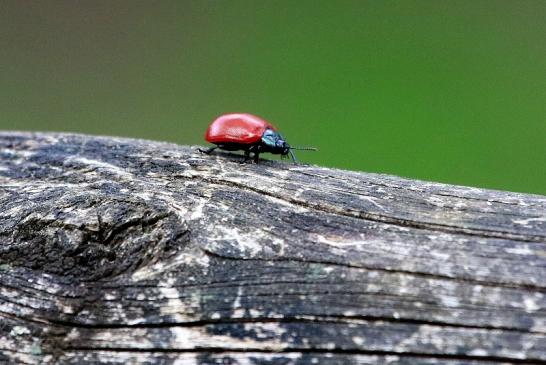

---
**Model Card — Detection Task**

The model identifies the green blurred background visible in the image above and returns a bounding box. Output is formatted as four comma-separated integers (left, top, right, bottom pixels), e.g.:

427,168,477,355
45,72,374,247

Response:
1,0,545,194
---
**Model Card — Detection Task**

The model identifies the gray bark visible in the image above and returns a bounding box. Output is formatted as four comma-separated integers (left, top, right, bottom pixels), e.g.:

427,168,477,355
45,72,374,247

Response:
0,132,545,364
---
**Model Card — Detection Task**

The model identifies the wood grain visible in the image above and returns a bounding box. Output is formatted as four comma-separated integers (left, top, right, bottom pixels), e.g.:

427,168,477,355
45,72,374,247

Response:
0,132,544,364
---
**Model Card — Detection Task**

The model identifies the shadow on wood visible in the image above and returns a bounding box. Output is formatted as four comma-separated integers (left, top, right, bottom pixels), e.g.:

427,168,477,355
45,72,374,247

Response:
0,132,545,364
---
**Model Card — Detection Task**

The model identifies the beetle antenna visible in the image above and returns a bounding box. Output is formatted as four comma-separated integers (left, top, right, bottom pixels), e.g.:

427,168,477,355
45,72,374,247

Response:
289,146,318,151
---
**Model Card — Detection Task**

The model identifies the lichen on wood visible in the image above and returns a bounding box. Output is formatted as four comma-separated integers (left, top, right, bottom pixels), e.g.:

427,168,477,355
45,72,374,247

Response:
0,132,545,364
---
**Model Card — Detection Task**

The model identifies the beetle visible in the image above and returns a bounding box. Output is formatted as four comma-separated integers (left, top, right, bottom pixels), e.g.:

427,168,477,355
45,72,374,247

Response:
199,113,316,163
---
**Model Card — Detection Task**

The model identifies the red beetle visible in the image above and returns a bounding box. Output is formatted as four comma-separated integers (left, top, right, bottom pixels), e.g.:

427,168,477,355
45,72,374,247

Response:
200,113,316,163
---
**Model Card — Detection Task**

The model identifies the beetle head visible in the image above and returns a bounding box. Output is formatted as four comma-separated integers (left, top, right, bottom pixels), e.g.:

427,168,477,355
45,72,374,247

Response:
262,129,290,155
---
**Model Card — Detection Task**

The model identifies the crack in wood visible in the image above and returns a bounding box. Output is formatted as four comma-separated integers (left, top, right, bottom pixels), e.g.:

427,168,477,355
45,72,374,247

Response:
55,347,546,364
195,176,546,243
199,245,546,292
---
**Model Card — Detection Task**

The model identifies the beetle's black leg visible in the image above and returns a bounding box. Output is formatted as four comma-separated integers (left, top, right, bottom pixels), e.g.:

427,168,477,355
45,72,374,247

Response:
241,149,251,164
198,146,217,155
248,145,261,163
289,150,298,164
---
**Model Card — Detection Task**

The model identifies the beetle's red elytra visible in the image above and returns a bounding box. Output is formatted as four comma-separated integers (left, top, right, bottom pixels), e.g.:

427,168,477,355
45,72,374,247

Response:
200,113,316,163
205,113,275,145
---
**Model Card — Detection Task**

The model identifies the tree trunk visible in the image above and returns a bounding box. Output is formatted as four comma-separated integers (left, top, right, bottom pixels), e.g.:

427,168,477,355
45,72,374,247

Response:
0,132,545,364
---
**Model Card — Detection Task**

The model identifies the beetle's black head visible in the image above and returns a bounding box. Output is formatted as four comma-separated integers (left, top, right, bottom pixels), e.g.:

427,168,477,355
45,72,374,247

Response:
278,139,291,155
261,129,290,155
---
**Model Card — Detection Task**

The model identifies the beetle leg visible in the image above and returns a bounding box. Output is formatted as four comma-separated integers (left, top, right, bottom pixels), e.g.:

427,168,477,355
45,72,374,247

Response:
198,146,217,155
241,149,251,164
249,145,262,163
289,150,298,164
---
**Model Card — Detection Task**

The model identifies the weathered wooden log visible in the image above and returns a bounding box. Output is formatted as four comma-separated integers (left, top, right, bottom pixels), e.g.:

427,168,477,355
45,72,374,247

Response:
0,132,545,364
